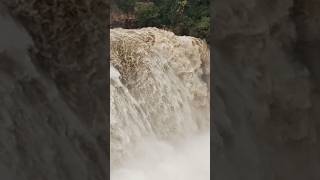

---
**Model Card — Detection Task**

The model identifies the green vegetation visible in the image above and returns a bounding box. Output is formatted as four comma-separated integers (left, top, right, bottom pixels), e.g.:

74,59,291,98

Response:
114,0,210,41
116,0,136,13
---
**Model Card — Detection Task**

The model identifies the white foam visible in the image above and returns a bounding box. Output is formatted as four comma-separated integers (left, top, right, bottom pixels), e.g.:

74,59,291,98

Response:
111,133,210,180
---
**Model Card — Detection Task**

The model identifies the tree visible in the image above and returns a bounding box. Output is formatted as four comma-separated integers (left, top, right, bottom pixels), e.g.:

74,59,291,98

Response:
135,2,160,27
117,0,210,40
116,0,136,13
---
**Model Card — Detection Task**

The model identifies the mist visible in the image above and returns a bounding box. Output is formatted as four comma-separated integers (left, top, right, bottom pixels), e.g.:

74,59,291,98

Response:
111,133,210,180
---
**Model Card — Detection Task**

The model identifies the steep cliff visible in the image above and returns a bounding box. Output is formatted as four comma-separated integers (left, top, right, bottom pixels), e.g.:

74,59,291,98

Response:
212,0,320,179
0,1,108,179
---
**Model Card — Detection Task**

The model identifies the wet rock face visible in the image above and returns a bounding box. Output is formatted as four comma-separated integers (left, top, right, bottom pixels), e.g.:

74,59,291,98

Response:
212,0,320,180
0,1,108,180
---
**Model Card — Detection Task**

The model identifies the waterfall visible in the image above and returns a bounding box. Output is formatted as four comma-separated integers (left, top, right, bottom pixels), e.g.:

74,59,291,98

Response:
110,27,210,179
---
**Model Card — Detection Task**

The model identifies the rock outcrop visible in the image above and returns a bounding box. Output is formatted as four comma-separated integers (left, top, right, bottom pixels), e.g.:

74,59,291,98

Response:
212,0,320,179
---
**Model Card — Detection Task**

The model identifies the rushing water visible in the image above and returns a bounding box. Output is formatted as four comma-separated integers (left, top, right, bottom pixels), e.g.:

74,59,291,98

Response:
110,28,210,179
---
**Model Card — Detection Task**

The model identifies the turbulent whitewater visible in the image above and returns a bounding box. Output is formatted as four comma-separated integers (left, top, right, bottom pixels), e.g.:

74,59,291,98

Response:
110,28,210,179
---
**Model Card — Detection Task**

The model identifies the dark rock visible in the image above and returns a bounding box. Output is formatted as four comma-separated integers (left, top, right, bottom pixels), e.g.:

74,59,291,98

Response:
0,1,108,179
212,0,320,179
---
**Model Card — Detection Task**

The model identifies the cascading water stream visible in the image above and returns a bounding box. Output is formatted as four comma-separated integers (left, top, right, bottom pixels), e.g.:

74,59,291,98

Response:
110,28,210,179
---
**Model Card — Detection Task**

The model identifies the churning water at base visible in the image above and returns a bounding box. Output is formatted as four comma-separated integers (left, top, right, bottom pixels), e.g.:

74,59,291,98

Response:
110,27,210,179
111,133,210,180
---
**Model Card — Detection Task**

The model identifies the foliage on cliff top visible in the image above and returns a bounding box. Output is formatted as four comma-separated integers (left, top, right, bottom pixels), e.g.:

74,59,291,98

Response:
114,0,210,41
